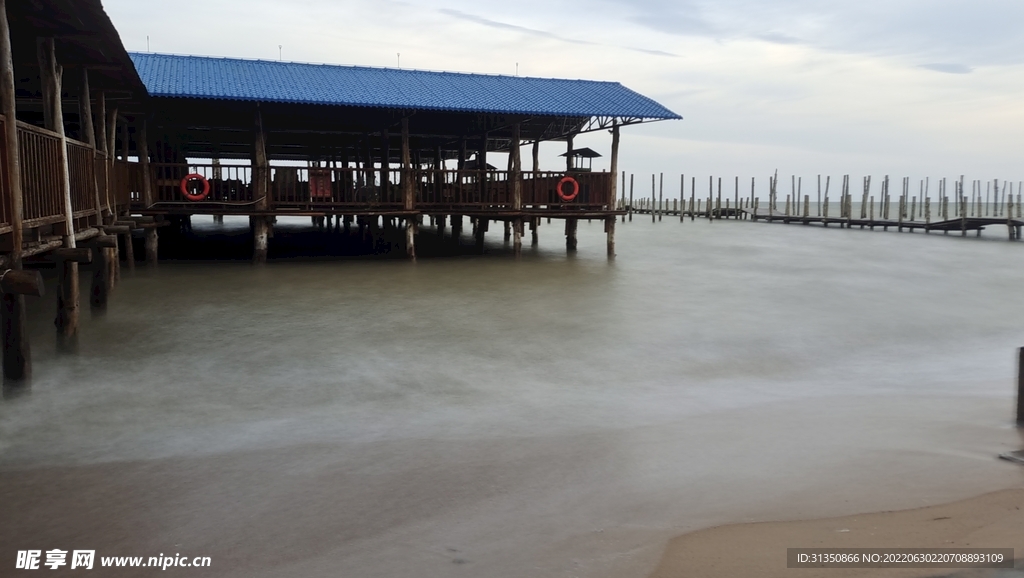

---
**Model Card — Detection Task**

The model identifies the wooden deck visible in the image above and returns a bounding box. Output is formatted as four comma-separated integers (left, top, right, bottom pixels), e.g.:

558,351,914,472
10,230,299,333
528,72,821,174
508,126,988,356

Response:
628,204,1024,239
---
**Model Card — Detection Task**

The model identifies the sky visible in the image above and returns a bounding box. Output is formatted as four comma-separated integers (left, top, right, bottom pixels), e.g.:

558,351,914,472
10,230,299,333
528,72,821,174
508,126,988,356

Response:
105,0,1024,195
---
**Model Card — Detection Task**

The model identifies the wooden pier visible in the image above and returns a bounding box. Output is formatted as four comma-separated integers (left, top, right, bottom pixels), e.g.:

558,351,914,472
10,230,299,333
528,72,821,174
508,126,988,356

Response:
0,0,680,386
620,173,1024,241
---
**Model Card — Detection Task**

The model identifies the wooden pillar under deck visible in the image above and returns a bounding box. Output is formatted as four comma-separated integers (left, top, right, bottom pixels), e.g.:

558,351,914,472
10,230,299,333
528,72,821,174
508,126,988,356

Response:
511,123,522,256
607,121,619,258
0,0,30,383
88,235,115,309
38,37,80,340
401,117,415,260
565,134,574,172
252,107,270,262
474,218,486,251
105,107,119,285
138,119,158,264
565,218,578,251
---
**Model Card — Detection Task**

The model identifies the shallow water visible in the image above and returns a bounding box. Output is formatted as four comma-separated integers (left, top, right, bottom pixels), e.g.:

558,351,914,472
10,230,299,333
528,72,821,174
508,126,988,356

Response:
2,215,1023,577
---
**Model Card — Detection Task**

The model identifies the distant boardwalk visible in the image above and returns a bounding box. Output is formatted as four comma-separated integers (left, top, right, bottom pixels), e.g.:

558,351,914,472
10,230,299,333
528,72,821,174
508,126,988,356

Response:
621,173,1023,241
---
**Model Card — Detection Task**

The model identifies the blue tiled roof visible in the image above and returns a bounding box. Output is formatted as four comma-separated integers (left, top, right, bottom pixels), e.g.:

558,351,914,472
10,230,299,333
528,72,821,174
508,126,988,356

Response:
129,53,681,120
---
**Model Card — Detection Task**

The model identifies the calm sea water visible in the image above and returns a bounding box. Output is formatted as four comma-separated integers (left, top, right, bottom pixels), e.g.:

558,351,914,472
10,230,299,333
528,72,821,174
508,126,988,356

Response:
2,214,1022,577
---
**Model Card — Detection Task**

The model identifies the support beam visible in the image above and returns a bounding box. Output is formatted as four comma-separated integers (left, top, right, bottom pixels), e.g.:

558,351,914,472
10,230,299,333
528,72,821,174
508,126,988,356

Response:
39,36,81,340
252,107,269,263
511,123,522,257
565,134,574,172
606,216,615,257
565,218,578,251
88,235,116,309
607,121,619,258
138,118,158,264
94,90,109,227
0,269,44,297
106,104,118,221
380,129,390,198
0,0,29,382
401,118,415,260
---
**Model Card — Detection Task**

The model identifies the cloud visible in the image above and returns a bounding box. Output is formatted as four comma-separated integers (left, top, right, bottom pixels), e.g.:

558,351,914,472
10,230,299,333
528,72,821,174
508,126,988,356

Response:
600,0,1024,67
438,8,679,58
918,63,973,74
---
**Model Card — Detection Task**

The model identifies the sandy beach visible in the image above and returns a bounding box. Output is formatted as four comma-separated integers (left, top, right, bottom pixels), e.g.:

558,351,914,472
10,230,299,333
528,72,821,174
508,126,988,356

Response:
649,487,1024,578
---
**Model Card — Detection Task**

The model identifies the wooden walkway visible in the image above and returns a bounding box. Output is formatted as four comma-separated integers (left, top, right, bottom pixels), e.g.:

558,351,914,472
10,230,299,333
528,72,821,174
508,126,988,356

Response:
628,206,1024,240
746,209,1024,239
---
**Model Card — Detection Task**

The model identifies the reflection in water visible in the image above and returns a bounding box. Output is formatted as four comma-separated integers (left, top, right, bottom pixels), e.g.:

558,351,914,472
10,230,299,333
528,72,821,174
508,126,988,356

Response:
1,215,1023,578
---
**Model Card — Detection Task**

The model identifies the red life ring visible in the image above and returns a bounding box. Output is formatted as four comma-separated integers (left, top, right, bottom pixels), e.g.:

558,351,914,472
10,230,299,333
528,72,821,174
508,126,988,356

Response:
180,173,210,201
557,176,579,202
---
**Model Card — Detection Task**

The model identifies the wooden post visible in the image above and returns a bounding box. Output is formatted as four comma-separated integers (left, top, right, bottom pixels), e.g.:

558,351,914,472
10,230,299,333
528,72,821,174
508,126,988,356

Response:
78,69,99,223
380,129,391,201
139,119,158,264
0,0,30,383
628,173,634,221
38,37,81,340
252,107,269,262
716,177,722,219
679,174,685,223
658,172,663,222
735,176,740,220
401,117,415,260
509,122,522,256
474,217,485,252
565,133,573,172
565,218,577,251
606,122,618,256
104,106,120,288
88,235,115,308
1017,347,1024,425
651,174,656,223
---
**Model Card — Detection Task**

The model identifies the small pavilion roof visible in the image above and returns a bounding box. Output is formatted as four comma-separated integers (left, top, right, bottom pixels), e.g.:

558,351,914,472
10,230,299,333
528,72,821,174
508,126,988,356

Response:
559,147,602,158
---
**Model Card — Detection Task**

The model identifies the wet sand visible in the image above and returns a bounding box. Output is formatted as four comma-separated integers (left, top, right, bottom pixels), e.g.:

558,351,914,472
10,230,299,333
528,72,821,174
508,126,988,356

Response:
649,488,1024,578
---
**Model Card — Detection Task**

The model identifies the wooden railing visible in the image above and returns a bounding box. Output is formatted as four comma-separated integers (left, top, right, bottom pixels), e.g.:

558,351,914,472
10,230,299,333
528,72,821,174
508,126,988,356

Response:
66,139,97,217
16,121,68,228
0,114,141,243
139,163,615,212
0,116,11,233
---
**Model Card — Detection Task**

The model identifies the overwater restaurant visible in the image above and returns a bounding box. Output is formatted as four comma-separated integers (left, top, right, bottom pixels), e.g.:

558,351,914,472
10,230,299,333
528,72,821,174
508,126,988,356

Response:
0,0,678,383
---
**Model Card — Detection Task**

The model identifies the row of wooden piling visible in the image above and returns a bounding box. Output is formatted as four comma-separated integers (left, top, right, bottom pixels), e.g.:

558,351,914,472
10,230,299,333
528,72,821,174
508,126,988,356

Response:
618,173,1022,219
616,173,1024,238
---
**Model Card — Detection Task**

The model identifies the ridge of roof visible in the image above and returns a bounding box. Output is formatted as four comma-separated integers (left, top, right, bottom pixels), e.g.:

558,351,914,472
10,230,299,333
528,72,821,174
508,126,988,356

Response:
129,52,682,120
128,51,622,86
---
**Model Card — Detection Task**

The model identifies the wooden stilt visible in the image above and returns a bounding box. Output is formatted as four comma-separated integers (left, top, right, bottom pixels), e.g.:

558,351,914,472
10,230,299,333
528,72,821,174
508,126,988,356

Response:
0,0,30,383
400,117,415,261
1017,347,1024,426
38,37,81,339
628,174,634,222
474,218,485,252
651,174,656,223
252,107,270,263
606,216,615,257
88,235,115,308
565,218,578,251
531,217,539,246
658,172,663,221
513,218,523,257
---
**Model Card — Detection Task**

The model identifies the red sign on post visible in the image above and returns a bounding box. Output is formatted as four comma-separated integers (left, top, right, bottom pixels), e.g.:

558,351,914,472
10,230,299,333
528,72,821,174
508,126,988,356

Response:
309,168,332,200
